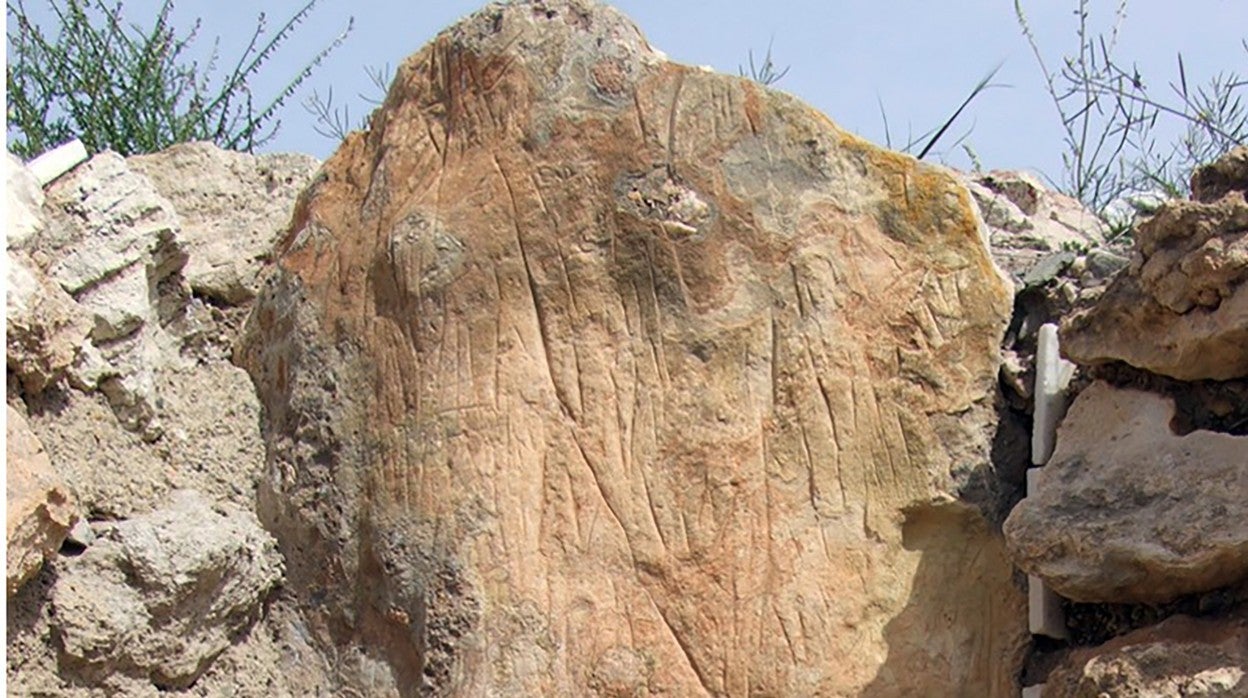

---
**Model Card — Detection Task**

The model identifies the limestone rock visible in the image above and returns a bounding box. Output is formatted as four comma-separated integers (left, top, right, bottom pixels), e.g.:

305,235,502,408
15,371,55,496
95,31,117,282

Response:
6,252,92,395
6,406,77,597
1043,615,1248,698
25,355,267,521
36,151,187,306
6,155,93,395
1191,145,1248,203
30,151,194,438
49,490,282,690
240,1,1022,695
129,142,320,305
6,153,47,245
962,169,1107,282
1062,147,1248,380
1004,381,1248,604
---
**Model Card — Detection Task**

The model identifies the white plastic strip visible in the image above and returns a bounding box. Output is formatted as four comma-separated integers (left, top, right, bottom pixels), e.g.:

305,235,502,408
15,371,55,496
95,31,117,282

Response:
1032,323,1076,465
1029,575,1068,639
27,139,88,187
1026,469,1068,639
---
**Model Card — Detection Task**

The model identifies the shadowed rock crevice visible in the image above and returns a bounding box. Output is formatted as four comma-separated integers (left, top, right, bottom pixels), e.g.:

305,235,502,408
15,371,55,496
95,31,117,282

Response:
861,503,1029,697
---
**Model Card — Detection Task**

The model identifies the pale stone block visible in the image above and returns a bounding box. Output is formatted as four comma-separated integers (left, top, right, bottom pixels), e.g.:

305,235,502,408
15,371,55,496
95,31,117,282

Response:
1021,684,1045,698
6,154,46,245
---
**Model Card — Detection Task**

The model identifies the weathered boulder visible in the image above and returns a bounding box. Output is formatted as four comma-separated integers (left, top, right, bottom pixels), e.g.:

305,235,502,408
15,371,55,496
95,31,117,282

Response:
1043,614,1248,698
37,152,188,338
6,143,318,696
6,405,77,597
1191,145,1248,203
49,490,282,690
129,142,321,305
240,1,1023,695
1062,146,1248,380
26,354,269,520
1004,381,1248,603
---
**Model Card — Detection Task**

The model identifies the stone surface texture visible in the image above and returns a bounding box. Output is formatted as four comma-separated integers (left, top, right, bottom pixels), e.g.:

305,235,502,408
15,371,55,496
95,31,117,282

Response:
1062,146,1248,380
48,491,282,690
6,156,93,395
239,1,1023,695
20,151,192,440
6,153,46,245
6,251,92,395
6,405,77,597
7,144,324,695
1004,381,1248,604
1043,615,1248,698
962,169,1108,283
129,142,321,305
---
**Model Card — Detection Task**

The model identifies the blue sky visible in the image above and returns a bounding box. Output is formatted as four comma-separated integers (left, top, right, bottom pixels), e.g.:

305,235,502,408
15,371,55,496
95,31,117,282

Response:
10,1,1247,187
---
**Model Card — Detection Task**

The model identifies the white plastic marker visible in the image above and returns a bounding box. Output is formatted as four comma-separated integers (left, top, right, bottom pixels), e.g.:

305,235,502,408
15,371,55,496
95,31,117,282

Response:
1032,323,1076,465
1027,468,1068,639
27,139,88,187
1028,322,1075,640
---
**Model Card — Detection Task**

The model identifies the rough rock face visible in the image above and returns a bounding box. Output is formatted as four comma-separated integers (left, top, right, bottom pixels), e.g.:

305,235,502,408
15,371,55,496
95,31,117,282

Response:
9,143,314,520
240,1,1023,695
7,153,48,245
21,151,191,440
6,248,92,396
6,405,77,596
962,169,1109,283
129,142,321,305
7,145,326,696
1004,381,1248,604
1043,615,1248,697
6,154,93,395
49,491,282,690
1062,146,1248,380
1192,145,1248,203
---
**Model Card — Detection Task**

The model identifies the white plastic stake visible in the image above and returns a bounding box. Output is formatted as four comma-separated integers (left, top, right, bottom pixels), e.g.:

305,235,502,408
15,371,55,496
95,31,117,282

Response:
27,139,88,187
1029,575,1068,639
1026,468,1068,639
1032,323,1076,465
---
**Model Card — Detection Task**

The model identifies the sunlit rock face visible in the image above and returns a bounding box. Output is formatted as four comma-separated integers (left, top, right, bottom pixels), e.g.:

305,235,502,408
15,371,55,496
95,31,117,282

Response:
240,1,1023,695
1061,146,1248,382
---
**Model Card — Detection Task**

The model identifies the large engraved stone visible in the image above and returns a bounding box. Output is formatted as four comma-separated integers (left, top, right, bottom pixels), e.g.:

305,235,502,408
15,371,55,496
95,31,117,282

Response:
240,1,1022,694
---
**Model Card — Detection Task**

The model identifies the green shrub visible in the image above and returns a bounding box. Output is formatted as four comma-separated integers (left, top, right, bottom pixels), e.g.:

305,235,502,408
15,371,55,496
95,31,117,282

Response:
5,0,352,158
